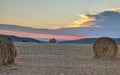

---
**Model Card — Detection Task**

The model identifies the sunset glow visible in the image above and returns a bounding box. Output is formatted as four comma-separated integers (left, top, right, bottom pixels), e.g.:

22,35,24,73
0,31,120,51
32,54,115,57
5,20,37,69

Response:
1,0,120,29
0,30,91,40
0,0,120,38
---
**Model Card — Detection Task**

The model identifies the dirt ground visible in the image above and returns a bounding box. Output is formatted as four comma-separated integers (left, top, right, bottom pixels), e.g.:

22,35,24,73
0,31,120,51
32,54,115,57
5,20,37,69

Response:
0,42,120,75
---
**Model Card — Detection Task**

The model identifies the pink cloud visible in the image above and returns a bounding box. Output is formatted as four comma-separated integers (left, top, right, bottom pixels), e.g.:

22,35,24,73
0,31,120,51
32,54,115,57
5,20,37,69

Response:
0,30,91,40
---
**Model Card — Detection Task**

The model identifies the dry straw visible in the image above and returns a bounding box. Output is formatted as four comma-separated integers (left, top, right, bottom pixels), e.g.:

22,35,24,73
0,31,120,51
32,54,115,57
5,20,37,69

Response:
0,35,17,65
49,38,56,43
93,37,118,59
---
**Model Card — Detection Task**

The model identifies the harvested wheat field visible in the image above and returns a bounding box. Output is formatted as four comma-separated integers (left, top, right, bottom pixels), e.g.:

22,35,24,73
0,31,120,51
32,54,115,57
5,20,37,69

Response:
0,42,120,75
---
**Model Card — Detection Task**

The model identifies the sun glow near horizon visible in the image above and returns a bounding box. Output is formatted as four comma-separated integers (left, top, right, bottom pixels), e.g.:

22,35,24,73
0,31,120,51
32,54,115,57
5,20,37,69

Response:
0,30,91,40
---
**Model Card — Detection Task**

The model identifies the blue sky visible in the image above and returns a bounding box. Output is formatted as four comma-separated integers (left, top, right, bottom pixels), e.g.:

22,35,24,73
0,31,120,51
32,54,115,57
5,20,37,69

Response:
0,0,120,29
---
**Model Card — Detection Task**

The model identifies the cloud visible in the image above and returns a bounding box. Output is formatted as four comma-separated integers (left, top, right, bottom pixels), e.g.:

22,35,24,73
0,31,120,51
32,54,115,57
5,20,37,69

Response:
51,8,120,29
97,10,120,28
49,13,98,29
66,7,120,28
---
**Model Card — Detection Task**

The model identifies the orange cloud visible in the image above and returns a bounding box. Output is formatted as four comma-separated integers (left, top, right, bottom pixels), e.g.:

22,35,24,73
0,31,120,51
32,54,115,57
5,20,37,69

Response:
49,26,62,30
66,13,96,28
49,13,97,29
107,8,120,12
51,8,120,29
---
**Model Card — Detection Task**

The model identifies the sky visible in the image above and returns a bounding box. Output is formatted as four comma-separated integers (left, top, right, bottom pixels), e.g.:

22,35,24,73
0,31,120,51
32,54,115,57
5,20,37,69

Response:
0,0,120,39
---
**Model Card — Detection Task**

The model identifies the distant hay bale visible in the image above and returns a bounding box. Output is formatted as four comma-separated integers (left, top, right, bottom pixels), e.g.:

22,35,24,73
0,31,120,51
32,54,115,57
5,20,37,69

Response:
93,37,118,59
0,35,17,65
49,38,56,43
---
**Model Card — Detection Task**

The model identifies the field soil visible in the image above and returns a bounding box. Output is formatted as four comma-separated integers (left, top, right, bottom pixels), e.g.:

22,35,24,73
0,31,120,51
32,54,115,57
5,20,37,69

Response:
0,42,120,75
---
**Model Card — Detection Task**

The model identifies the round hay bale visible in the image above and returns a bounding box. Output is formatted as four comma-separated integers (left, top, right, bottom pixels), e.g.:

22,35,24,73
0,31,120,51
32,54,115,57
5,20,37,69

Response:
93,37,118,59
0,41,8,65
0,35,17,65
49,38,56,43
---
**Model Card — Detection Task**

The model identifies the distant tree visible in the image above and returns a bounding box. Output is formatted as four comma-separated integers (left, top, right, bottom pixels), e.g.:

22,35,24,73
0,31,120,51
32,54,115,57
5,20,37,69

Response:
22,40,28,42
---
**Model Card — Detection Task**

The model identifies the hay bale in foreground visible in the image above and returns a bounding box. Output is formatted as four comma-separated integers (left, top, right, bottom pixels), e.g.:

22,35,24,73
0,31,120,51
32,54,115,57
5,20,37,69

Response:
93,37,118,59
49,38,56,43
0,35,17,65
